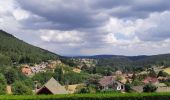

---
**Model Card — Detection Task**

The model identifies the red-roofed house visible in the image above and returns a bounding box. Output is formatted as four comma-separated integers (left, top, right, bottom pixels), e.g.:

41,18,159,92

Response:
143,77,159,84
99,76,125,91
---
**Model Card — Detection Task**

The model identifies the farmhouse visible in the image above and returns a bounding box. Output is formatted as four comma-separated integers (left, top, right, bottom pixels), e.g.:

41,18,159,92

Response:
99,76,125,91
37,77,68,95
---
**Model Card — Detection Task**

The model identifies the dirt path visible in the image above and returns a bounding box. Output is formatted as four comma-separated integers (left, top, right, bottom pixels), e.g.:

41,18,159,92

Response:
6,85,12,94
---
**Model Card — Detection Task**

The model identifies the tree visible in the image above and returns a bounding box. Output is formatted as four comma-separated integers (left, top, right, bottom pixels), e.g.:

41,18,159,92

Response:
32,72,54,85
12,81,32,95
143,84,157,92
132,79,142,86
124,83,132,92
0,73,7,85
0,74,7,94
148,70,157,77
106,68,112,76
132,73,136,81
116,76,122,81
157,71,168,77
92,67,97,74
4,69,17,84
77,87,90,93
54,67,64,82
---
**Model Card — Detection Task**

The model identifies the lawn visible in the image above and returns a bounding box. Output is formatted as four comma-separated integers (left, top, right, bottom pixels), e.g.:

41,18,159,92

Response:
163,67,170,75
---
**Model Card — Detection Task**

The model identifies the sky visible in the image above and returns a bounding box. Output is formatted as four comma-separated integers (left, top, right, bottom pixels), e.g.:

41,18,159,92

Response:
0,0,170,56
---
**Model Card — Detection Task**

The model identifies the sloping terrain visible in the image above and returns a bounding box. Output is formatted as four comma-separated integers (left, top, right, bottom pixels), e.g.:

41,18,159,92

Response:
0,30,59,65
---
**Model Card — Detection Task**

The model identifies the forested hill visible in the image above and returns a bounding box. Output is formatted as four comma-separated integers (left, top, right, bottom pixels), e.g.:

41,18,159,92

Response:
70,54,170,71
96,54,170,69
0,30,59,65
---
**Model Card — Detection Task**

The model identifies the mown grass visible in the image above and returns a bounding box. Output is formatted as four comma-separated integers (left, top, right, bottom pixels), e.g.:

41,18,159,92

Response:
1,93,170,100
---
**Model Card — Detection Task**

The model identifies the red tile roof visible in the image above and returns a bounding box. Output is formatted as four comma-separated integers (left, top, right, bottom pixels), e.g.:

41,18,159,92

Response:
143,77,158,84
99,76,116,87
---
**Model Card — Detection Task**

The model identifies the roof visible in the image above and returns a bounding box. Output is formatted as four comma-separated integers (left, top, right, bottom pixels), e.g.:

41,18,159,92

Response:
99,76,123,87
99,76,115,87
37,77,68,94
132,86,143,93
143,77,158,84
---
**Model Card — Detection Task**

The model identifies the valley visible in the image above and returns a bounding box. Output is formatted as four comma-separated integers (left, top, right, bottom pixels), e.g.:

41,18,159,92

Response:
0,30,170,95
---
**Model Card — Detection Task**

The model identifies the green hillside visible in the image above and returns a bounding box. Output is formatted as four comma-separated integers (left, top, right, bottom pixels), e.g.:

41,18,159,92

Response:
96,54,170,71
0,30,59,65
72,54,170,72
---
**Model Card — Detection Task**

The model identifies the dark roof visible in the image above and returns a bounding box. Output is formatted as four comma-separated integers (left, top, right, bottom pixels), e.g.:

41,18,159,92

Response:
37,77,68,94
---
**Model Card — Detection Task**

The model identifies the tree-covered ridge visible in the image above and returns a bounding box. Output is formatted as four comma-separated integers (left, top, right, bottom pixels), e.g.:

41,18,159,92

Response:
70,54,170,72
97,54,170,67
0,30,59,65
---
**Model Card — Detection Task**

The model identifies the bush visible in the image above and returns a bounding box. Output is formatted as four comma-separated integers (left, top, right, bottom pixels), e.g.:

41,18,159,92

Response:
12,81,32,95
157,71,168,77
164,82,170,86
124,83,132,92
132,79,143,86
78,87,90,93
100,89,120,93
0,74,7,94
4,69,17,84
143,84,157,92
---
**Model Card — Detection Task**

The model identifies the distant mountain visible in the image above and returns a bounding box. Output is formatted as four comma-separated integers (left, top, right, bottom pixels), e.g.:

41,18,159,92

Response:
69,54,170,71
68,55,117,59
0,30,59,65
68,55,149,60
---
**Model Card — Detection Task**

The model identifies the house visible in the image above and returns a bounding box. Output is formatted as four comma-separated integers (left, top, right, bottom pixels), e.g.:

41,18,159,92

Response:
157,77,168,82
142,77,159,84
30,64,46,73
99,76,125,91
37,77,68,95
21,66,32,75
48,61,58,69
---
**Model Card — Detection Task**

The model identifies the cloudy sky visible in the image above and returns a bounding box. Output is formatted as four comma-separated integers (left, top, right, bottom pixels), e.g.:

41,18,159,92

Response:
0,0,170,56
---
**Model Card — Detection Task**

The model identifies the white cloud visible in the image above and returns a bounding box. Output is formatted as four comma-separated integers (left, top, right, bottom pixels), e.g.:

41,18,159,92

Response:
40,30,84,46
12,8,30,20
0,0,170,56
0,0,15,14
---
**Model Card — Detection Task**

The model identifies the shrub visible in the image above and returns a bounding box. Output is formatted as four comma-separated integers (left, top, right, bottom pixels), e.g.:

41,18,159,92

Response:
12,81,32,95
0,73,7,94
78,87,90,93
143,84,157,92
124,83,132,92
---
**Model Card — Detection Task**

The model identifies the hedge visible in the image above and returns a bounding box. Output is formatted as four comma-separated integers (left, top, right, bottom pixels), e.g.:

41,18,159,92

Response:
0,93,170,100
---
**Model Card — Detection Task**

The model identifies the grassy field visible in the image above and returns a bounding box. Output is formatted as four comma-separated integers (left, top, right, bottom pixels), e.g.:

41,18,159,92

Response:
1,93,170,100
163,67,170,74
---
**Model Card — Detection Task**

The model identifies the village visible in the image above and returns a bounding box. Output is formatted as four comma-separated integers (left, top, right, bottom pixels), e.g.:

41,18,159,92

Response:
19,58,170,95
